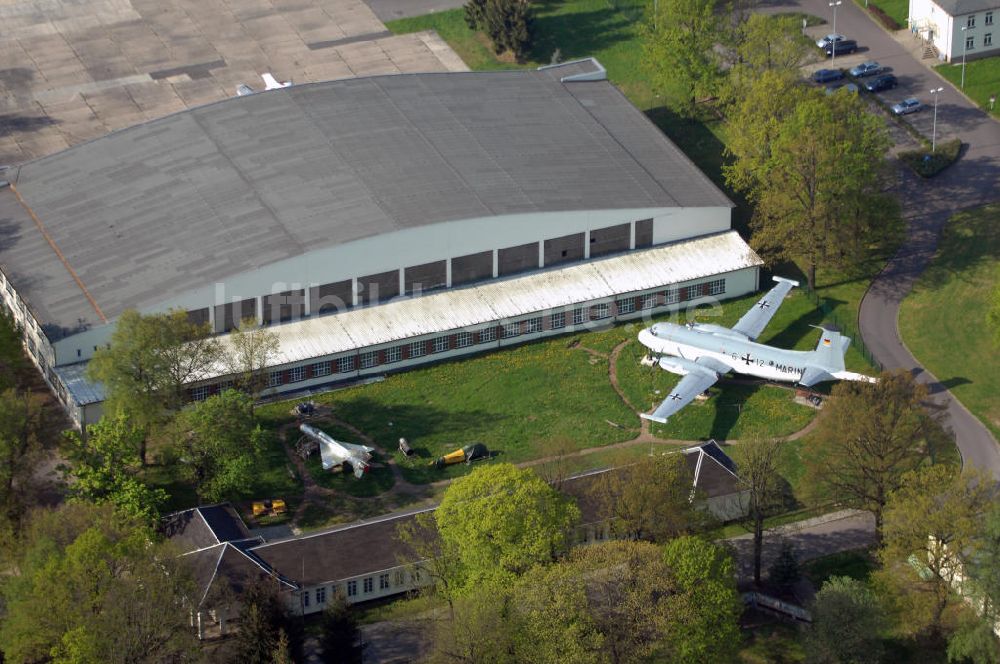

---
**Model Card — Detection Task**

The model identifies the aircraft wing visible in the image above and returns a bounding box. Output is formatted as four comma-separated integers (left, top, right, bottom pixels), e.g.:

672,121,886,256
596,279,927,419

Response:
318,440,349,471
641,370,719,424
731,277,799,341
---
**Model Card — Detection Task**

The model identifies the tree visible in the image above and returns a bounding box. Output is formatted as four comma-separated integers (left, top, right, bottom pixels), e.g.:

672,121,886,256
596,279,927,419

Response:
231,581,302,664
661,536,743,664
88,308,222,463
173,389,264,502
464,0,533,60
0,308,26,391
319,593,363,664
970,502,1000,621
271,629,293,664
948,614,1000,664
62,415,167,523
0,388,43,535
224,317,280,406
803,370,943,543
878,465,995,638
736,92,897,288
990,280,1000,345
735,433,786,585
769,541,801,593
731,13,812,76
807,576,885,664
430,463,579,596
0,503,199,663
590,453,711,542
642,0,724,117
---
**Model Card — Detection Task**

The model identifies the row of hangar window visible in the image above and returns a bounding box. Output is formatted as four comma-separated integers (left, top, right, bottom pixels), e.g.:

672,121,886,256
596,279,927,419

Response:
300,568,421,609
186,219,656,334
187,279,726,402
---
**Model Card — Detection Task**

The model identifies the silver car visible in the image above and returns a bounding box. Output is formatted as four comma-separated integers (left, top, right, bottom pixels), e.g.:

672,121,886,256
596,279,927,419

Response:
849,61,881,77
816,33,845,48
891,98,923,115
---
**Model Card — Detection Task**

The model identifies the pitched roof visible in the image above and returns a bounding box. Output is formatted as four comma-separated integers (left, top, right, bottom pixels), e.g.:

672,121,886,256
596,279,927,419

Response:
931,0,1000,16
0,61,732,336
162,504,251,554
183,542,295,608
683,441,741,498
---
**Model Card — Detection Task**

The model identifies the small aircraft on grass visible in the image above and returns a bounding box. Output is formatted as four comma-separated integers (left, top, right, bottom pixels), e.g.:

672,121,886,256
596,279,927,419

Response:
638,276,875,424
299,424,375,479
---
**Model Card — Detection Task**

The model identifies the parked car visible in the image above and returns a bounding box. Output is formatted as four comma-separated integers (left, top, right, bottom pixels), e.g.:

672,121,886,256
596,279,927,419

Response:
864,74,898,92
816,33,845,48
813,68,845,83
849,61,881,77
892,97,923,115
824,39,858,56
825,82,859,95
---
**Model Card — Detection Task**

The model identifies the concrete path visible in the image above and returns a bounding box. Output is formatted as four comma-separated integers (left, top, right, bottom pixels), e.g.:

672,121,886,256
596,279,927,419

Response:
770,0,1000,477
364,0,466,21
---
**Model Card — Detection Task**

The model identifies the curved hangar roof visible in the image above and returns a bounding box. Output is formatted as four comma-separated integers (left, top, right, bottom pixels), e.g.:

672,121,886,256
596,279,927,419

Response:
0,63,731,334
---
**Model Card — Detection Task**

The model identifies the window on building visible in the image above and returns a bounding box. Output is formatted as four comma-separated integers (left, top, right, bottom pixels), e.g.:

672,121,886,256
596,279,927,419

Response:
707,278,726,296
525,317,543,333
219,380,235,391
347,580,357,597
312,361,332,377
987,11,994,25
337,356,355,373
503,322,521,338
191,385,211,401
664,288,679,304
572,308,585,326
986,32,993,45
316,586,327,604
591,303,610,320
379,573,390,590
968,14,977,27
433,336,450,353
268,371,283,387
363,577,374,594
385,346,403,363
617,298,636,315
478,327,497,343
641,293,657,310
455,331,473,348
393,570,405,587
409,341,426,358
303,590,310,607
289,366,306,382
360,351,379,369
967,35,976,49
550,312,566,329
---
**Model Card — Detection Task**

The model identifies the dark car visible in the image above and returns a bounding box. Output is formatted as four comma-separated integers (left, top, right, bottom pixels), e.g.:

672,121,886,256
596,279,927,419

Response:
824,39,858,56
864,74,898,92
812,68,845,83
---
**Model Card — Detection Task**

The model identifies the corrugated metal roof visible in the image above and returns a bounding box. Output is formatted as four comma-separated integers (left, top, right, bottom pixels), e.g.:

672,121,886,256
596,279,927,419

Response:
54,362,105,406
209,231,761,374
1,65,732,334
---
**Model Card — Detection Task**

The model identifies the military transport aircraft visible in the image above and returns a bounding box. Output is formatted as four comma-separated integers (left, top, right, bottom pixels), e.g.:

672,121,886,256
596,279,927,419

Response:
299,424,374,478
637,276,875,424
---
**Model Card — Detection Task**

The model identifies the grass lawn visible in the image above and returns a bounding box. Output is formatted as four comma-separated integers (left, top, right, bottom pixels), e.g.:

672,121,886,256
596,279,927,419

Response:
868,0,908,27
738,621,806,663
899,204,1000,439
255,288,883,486
936,57,1000,118
802,548,877,585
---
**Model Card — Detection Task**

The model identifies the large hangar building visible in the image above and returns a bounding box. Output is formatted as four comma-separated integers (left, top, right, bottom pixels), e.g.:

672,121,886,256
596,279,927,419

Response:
0,59,763,427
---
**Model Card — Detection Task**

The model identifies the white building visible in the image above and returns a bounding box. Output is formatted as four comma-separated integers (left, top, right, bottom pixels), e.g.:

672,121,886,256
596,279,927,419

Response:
0,58,762,428
909,0,1000,61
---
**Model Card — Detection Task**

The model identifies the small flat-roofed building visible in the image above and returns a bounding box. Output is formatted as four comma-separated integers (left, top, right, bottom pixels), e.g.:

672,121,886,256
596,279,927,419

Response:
0,58,761,427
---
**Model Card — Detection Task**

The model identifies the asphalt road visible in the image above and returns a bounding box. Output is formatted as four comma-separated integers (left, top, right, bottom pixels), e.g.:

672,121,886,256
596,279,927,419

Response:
772,0,1000,477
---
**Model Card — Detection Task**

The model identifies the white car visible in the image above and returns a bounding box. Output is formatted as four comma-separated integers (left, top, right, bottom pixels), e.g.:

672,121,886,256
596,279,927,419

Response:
816,33,845,48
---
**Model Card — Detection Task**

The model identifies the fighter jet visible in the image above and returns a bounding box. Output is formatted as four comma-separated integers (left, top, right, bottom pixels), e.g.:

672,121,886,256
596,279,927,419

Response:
299,424,374,478
638,276,875,424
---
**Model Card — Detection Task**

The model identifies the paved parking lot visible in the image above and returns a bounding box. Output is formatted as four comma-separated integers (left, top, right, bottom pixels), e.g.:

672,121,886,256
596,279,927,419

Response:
0,0,467,164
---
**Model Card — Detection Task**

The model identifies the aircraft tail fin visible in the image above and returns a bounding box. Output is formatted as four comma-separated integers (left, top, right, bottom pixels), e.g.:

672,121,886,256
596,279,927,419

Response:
810,327,848,373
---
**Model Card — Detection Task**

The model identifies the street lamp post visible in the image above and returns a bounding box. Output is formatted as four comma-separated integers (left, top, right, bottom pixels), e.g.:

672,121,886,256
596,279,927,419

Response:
961,25,970,89
930,87,944,151
830,1,843,60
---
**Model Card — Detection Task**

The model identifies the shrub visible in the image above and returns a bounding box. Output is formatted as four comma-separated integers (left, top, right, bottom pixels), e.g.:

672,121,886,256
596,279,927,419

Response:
899,138,962,177
868,4,902,30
